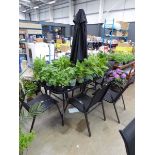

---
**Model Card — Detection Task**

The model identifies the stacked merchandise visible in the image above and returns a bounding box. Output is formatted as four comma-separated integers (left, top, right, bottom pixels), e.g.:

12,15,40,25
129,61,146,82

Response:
87,35,102,50
55,38,71,53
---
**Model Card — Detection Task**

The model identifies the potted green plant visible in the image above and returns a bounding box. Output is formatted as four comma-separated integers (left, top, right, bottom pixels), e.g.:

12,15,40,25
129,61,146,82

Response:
64,67,76,87
75,61,86,84
52,56,72,69
33,57,46,81
19,91,44,155
108,53,135,65
19,129,35,155
22,79,38,101
83,53,108,80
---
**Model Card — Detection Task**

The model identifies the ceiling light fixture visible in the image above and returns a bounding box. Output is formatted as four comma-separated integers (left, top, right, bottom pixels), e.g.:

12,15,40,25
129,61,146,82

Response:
48,0,56,5
33,6,39,9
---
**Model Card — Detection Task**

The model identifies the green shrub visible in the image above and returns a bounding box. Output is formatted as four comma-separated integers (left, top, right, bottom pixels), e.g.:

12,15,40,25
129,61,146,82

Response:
33,54,109,86
19,129,35,154
22,79,38,98
109,53,135,64
33,57,46,80
52,56,72,69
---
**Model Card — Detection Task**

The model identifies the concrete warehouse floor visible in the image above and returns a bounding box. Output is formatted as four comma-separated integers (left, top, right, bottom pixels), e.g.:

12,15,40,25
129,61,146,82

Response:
24,83,135,155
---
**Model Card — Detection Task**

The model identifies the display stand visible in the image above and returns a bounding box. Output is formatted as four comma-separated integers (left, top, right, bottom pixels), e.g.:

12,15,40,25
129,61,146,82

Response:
102,19,129,50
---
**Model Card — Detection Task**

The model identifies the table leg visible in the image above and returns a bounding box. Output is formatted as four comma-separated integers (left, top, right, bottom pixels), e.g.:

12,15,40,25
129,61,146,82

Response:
62,93,65,111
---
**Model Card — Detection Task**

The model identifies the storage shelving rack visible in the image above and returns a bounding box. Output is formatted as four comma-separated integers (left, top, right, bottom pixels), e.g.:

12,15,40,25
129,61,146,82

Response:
102,19,129,50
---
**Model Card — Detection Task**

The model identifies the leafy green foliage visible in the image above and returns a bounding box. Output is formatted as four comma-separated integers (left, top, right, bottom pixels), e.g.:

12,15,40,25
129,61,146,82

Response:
22,79,38,98
19,102,44,154
109,53,135,64
33,57,46,80
39,64,54,82
33,54,109,86
29,102,44,116
47,66,76,86
75,61,86,83
52,56,72,69
19,129,35,153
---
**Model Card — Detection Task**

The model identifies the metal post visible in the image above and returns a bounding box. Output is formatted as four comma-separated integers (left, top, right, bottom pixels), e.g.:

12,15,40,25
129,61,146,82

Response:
121,95,126,110
84,113,91,137
113,103,120,123
101,101,106,121
30,116,36,132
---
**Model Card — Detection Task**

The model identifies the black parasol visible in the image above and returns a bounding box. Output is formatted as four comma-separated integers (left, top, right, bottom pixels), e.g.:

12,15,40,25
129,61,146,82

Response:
70,9,88,64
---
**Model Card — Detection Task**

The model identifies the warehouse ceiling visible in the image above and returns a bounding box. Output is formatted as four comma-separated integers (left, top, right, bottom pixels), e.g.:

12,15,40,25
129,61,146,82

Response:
19,0,63,12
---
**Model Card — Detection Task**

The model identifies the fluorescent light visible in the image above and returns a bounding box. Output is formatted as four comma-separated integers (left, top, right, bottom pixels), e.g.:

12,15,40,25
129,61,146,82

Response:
22,10,27,12
20,0,30,2
33,6,39,9
48,0,56,4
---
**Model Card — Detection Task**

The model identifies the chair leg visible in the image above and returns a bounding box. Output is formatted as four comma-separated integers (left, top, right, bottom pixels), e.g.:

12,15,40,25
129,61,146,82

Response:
62,94,65,111
84,113,91,137
72,90,74,97
113,103,120,124
19,104,23,115
30,116,36,132
101,101,106,121
64,102,69,113
45,88,47,94
55,103,64,126
121,95,126,110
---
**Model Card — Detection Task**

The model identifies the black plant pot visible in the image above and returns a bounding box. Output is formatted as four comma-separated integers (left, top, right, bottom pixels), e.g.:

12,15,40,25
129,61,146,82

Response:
37,80,46,87
45,84,68,92
45,84,54,91
84,78,91,83
69,79,77,87
77,78,84,84
53,86,64,92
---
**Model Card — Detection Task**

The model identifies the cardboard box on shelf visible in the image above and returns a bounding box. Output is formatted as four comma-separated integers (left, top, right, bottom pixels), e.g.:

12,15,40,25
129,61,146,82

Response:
60,44,70,52
118,42,132,47
122,31,128,36
117,21,129,30
114,31,122,37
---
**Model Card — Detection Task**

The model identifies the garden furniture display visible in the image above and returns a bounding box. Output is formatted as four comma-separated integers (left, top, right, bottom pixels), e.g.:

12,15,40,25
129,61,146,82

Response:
64,83,110,137
20,92,64,132
103,83,129,123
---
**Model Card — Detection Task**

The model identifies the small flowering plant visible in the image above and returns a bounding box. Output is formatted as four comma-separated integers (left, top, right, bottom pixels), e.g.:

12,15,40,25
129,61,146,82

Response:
106,68,127,89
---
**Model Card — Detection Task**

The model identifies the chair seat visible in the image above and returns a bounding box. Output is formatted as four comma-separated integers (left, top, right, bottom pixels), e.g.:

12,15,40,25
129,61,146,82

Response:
26,94,58,112
68,94,92,112
119,119,135,155
103,89,120,103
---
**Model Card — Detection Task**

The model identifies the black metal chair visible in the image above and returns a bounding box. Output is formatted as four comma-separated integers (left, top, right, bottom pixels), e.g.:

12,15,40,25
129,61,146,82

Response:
20,94,64,132
103,84,128,123
119,119,135,155
65,83,110,137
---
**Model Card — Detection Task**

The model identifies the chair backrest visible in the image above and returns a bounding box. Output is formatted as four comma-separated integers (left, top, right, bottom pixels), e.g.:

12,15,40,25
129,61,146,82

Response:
19,85,26,103
109,83,129,103
87,82,110,110
119,119,135,155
